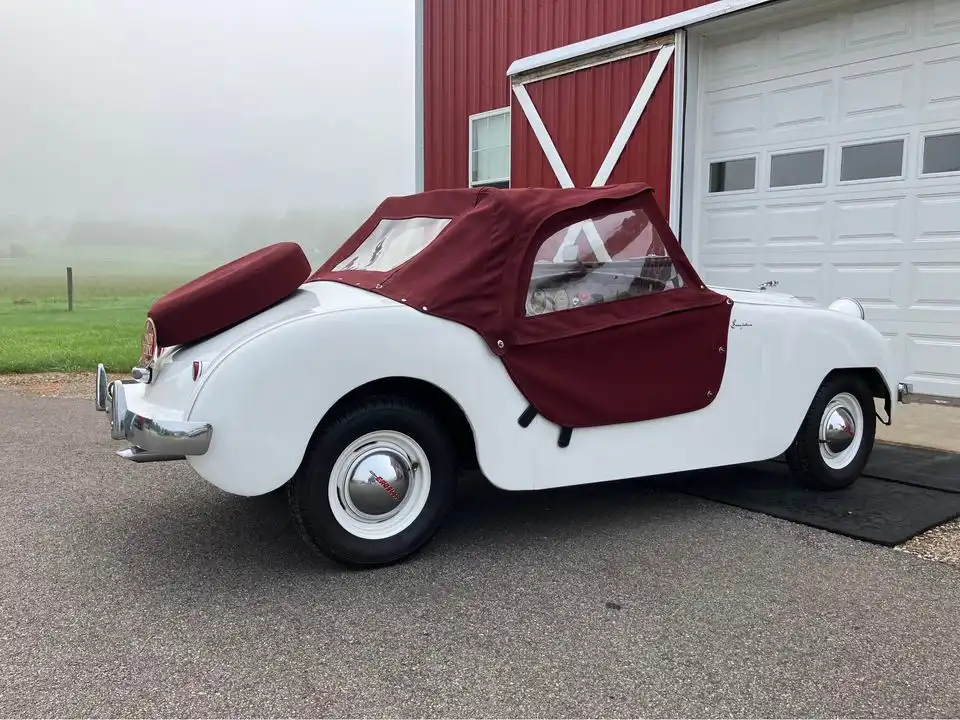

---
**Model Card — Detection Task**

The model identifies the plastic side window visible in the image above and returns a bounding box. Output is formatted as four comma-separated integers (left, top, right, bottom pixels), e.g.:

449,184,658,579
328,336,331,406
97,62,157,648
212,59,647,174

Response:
332,217,452,272
524,207,684,316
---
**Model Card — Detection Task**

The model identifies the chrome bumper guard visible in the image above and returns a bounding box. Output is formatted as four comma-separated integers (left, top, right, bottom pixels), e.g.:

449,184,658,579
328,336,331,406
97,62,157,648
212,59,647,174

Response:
95,363,212,463
897,382,913,404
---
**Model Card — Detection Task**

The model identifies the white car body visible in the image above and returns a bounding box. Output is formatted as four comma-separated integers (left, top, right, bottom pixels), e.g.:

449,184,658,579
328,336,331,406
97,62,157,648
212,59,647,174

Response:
100,278,901,497
94,182,913,567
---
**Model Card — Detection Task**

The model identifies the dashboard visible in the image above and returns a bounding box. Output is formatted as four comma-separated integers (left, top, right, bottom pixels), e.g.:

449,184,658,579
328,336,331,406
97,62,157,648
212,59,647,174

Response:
525,257,679,316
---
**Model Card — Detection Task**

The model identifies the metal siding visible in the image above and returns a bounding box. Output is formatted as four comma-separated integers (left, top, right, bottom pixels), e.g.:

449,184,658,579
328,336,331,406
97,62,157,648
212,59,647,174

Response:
423,0,711,191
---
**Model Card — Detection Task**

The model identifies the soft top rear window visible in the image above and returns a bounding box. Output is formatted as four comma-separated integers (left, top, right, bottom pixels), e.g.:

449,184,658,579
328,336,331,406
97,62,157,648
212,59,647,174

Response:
332,216,451,272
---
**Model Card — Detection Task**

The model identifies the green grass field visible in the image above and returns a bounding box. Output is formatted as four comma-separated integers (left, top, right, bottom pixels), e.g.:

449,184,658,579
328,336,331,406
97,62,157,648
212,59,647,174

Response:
0,255,216,374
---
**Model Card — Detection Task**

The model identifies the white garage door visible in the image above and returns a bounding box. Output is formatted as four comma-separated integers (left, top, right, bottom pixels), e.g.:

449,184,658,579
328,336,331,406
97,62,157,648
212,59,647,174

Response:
692,0,960,399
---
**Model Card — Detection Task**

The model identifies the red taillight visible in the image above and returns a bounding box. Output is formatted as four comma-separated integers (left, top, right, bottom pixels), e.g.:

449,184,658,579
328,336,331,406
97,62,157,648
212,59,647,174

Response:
192,361,202,381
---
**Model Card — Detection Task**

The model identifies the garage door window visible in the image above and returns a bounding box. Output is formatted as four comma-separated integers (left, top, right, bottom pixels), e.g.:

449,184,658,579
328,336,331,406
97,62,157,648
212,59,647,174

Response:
921,131,960,176
840,139,905,182
708,157,756,193
769,148,825,188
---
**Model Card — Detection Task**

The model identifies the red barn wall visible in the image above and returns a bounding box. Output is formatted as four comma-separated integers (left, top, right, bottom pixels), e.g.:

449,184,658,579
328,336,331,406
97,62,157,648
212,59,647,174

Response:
422,0,713,192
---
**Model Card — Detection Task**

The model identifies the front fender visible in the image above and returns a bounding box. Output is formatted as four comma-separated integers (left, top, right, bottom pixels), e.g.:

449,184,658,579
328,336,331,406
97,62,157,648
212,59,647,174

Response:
747,302,897,429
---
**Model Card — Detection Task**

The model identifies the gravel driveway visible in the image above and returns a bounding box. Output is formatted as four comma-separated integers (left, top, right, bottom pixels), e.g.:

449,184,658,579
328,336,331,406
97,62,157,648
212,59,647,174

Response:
2,389,960,718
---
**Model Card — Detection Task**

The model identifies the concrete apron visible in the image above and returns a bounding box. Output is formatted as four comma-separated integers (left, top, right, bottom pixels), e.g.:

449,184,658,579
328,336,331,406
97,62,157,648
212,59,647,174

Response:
879,400,960,454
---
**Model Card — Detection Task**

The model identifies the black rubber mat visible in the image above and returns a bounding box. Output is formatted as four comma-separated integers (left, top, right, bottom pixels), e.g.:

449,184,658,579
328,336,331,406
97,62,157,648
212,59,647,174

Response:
677,448,960,546
788,441,960,494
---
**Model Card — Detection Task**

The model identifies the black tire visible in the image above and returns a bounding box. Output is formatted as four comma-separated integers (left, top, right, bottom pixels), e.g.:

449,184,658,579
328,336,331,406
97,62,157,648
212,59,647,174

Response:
288,396,456,568
785,372,876,491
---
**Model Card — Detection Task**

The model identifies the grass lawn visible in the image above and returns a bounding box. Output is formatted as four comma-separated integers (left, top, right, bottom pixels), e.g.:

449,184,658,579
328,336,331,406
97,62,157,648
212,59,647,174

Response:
0,256,215,374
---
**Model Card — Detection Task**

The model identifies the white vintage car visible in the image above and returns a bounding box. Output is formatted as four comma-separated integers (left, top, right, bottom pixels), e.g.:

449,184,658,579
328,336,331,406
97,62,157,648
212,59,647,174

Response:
95,182,911,567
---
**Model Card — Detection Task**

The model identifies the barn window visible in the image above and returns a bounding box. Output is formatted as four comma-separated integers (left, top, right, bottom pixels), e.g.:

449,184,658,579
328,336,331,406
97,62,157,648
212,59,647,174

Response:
469,107,511,188
921,131,960,175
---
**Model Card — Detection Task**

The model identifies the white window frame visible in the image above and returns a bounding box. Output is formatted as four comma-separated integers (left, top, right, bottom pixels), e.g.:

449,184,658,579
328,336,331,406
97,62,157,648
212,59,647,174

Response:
919,129,960,179
836,134,908,186
766,145,828,192
704,152,760,196
468,107,511,188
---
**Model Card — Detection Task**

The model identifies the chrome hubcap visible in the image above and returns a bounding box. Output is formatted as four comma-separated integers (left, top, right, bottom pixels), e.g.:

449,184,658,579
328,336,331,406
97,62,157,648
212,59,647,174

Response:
818,392,864,470
328,430,431,540
342,447,414,520
822,406,856,454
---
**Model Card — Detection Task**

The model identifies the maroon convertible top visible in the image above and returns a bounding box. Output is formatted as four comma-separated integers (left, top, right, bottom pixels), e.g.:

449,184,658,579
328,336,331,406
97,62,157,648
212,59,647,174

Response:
310,183,732,430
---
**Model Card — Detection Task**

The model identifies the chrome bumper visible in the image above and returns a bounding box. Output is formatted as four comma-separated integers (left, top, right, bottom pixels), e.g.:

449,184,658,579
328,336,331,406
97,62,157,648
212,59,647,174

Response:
95,363,212,463
898,382,913,404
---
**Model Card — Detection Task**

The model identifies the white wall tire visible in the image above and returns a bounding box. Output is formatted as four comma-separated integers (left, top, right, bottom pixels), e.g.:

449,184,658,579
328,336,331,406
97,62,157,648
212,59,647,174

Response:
289,397,456,567
785,374,876,491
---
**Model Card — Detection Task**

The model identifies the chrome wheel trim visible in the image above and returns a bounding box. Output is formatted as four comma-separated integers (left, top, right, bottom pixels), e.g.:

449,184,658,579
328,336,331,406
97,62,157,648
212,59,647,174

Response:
818,392,864,470
328,430,431,540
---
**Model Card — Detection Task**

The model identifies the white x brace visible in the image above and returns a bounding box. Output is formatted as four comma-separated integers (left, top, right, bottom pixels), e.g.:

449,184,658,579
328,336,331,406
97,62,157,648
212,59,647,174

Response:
511,44,675,262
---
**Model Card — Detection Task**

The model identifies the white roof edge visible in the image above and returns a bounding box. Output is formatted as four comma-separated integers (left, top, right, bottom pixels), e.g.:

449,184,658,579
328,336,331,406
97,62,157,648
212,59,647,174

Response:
506,0,780,77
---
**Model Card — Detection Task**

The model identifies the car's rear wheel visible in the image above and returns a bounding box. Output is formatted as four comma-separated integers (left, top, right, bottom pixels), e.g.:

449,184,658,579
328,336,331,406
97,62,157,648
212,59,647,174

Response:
288,397,456,567
784,373,876,490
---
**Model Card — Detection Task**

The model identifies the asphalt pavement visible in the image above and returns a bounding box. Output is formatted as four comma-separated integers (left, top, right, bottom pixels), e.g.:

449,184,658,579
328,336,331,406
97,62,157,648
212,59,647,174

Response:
2,390,960,718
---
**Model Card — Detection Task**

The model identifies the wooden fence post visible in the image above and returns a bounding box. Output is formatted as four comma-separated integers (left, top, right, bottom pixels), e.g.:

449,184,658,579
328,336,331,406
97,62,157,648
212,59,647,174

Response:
66,266,74,311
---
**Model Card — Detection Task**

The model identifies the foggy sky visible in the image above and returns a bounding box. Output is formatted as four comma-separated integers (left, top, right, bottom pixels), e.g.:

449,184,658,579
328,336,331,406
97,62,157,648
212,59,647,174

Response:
0,0,415,219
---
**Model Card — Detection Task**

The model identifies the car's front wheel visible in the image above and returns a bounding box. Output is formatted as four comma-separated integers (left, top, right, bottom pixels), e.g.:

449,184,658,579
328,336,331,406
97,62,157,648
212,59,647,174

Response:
784,373,876,491
288,397,456,567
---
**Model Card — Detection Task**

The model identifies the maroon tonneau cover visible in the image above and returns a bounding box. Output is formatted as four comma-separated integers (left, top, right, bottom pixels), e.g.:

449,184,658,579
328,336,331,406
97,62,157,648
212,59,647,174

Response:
310,183,732,429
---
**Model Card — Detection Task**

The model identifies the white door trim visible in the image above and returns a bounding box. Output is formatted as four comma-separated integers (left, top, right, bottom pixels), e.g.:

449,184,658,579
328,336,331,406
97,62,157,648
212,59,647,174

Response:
669,29,687,233
505,0,783,78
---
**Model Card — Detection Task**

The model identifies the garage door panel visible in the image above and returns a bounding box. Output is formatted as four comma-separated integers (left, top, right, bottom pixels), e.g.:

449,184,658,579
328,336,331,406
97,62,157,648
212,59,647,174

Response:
830,263,901,312
833,194,909,245
842,0,914,54
700,202,762,249
908,262,960,319
767,201,830,247
916,189,960,243
698,263,756,289
705,94,764,147
839,61,913,125
770,81,834,135
920,52,960,118
903,329,960,395
926,0,960,34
